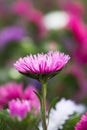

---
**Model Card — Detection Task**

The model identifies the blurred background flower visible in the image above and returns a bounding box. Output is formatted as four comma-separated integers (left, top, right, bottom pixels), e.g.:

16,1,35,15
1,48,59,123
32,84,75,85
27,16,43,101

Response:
0,25,27,50
39,98,86,130
0,82,40,111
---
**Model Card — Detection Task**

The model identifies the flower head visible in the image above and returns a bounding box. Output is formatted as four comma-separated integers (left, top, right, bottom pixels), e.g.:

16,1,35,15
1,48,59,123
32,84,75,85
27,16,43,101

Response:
8,99,31,120
68,16,87,45
48,98,85,130
0,82,23,108
75,112,87,130
39,98,85,130
0,82,40,111
14,51,70,80
23,86,37,100
43,11,69,30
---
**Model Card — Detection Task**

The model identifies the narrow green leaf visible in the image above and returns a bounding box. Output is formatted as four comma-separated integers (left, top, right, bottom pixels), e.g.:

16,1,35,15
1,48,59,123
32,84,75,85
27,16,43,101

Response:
0,119,9,130
34,124,40,130
62,113,81,130
48,97,59,123
0,110,13,130
33,91,42,109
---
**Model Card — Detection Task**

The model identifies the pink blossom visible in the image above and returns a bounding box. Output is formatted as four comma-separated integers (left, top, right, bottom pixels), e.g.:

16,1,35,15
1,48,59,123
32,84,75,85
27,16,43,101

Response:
0,82,40,112
0,82,23,107
14,51,70,78
8,99,31,119
23,86,38,100
68,16,87,45
8,85,40,119
11,1,33,17
57,1,87,47
67,16,87,64
75,112,87,130
3,82,23,100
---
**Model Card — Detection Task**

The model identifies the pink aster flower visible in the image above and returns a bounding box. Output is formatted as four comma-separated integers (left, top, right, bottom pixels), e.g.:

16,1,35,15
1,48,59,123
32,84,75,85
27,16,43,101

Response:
0,82,40,112
75,112,87,130
23,86,38,100
68,16,87,45
14,51,70,80
8,99,31,120
0,82,23,108
4,82,23,100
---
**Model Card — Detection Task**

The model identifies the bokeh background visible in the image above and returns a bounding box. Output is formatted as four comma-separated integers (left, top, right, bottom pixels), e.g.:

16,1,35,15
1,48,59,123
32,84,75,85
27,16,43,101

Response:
0,0,87,105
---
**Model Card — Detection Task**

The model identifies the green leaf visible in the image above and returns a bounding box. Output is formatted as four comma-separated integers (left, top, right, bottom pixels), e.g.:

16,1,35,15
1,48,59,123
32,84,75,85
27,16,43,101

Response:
34,124,40,130
0,119,9,130
33,91,42,109
62,113,81,130
0,110,12,130
48,97,59,123
0,109,39,130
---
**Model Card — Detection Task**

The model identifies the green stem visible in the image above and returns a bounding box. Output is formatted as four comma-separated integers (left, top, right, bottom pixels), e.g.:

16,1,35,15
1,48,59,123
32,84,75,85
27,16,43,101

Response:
41,81,47,130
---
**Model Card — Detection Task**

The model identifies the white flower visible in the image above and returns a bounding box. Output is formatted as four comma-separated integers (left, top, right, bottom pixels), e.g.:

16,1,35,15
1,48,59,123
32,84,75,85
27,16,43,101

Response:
39,98,86,130
43,11,69,30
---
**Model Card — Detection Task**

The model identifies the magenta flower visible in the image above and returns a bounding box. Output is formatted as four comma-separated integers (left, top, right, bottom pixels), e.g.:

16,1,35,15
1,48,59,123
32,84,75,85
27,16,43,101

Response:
8,85,40,119
75,112,87,130
0,82,23,108
11,1,33,17
8,99,31,119
23,86,38,100
4,82,23,100
14,51,70,80
68,16,87,45
0,82,40,112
